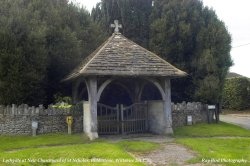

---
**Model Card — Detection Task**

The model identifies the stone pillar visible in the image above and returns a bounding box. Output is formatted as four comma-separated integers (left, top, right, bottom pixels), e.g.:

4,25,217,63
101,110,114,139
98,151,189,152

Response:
84,77,98,140
163,78,173,134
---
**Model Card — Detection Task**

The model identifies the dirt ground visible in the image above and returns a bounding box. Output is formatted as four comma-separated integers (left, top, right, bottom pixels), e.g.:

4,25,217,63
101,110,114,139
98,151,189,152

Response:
133,142,197,166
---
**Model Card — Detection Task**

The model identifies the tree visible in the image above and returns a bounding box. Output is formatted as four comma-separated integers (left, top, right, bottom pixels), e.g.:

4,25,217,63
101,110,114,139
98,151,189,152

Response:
92,0,232,104
0,0,232,105
149,0,232,103
0,0,104,105
222,78,250,110
0,0,48,105
91,0,152,48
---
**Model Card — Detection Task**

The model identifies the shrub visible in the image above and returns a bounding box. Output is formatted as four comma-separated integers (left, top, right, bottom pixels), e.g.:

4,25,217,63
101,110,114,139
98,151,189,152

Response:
222,77,250,110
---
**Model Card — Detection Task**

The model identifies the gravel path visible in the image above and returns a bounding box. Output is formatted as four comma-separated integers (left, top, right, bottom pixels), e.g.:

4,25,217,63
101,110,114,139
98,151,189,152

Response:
133,142,197,166
220,114,250,130
103,134,202,166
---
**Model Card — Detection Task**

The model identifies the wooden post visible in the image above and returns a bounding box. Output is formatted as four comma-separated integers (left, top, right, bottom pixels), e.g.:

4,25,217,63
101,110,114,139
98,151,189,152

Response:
163,78,173,135
116,104,119,134
215,103,220,123
144,101,149,132
84,77,98,140
121,104,125,135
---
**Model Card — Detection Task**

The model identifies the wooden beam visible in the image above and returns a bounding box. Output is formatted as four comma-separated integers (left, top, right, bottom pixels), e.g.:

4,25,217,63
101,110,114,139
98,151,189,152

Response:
84,77,98,140
163,78,173,134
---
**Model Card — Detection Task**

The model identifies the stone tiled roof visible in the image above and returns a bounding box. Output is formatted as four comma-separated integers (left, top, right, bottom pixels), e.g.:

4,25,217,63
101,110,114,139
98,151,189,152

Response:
64,33,187,80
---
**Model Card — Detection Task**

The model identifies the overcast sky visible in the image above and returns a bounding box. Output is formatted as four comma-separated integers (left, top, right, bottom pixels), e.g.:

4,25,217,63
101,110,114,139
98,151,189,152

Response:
70,0,250,77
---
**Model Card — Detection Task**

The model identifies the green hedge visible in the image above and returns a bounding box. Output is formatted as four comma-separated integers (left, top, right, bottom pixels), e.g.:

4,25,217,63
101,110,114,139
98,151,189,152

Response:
222,77,250,110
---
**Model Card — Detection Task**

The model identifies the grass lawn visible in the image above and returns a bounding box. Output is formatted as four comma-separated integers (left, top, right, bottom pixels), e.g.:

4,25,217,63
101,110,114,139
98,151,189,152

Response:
174,121,250,137
1,122,250,166
0,134,159,166
0,133,89,151
176,138,250,166
174,122,250,166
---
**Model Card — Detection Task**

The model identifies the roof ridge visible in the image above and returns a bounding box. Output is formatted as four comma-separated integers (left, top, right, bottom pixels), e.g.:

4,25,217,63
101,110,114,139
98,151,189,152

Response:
119,34,187,76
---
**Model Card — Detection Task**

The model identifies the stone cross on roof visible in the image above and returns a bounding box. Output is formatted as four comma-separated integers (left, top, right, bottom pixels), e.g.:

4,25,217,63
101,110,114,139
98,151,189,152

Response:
110,20,122,33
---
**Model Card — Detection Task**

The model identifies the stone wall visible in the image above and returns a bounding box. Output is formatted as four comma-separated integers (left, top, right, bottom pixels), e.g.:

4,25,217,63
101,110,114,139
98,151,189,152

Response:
0,104,83,135
0,101,209,135
147,101,208,134
172,101,208,127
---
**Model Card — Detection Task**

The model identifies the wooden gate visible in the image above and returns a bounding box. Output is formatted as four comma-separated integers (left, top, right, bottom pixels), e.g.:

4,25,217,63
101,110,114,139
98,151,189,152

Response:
97,103,119,134
97,102,148,135
121,103,148,134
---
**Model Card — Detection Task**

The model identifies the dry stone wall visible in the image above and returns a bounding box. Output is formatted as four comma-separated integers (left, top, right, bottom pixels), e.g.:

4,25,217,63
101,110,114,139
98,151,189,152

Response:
172,101,208,127
0,104,83,135
0,101,209,135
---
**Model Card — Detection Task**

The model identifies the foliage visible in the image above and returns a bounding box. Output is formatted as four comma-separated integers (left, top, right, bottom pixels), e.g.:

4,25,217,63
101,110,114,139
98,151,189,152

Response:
52,102,72,109
91,0,152,48
54,93,72,104
0,0,105,105
174,122,250,137
92,0,232,104
0,0,48,105
0,0,232,105
222,78,250,110
52,94,73,109
149,0,232,103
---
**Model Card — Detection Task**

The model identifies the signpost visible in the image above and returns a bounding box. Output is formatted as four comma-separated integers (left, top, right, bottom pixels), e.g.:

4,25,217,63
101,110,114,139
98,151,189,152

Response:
208,105,216,109
187,115,193,125
66,116,73,135
31,121,38,136
207,105,218,123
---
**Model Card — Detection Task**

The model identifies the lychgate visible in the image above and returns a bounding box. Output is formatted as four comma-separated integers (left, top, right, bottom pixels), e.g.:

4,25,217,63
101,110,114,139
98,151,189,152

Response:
63,20,187,140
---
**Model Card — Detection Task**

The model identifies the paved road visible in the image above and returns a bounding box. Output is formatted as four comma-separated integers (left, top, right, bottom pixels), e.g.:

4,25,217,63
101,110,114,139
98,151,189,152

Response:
220,114,250,130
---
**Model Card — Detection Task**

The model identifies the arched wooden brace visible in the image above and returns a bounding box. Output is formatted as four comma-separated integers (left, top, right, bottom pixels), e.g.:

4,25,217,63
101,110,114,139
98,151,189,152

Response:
144,78,166,100
96,79,114,102
113,82,134,102
72,77,87,103
96,79,134,103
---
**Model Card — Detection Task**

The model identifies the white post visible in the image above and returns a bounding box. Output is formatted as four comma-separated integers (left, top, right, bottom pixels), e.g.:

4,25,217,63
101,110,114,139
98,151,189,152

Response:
31,121,38,136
